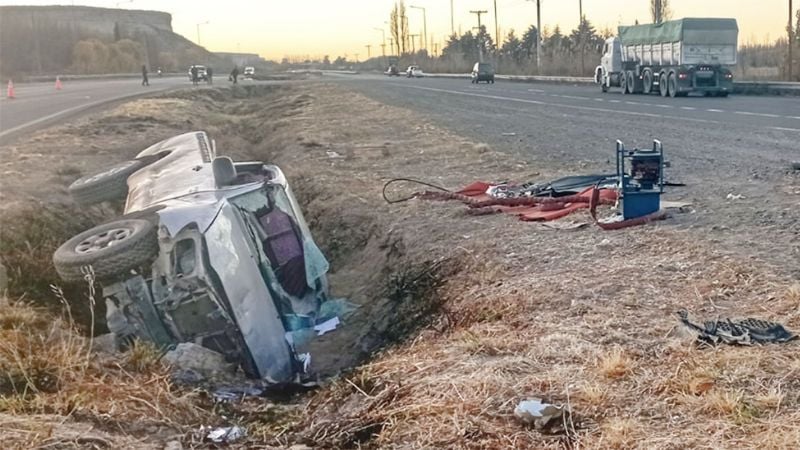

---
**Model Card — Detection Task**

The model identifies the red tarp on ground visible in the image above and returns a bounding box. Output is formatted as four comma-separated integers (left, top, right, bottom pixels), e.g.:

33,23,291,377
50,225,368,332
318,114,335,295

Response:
456,181,618,222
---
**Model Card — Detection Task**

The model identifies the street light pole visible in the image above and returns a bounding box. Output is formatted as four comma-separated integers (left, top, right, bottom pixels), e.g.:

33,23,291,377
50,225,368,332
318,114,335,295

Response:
410,6,427,51
196,21,209,46
790,0,794,81
494,0,499,47
450,0,455,35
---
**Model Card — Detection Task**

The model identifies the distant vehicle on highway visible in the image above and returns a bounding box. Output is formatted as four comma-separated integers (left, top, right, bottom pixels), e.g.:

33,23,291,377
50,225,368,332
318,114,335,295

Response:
385,65,400,76
406,65,424,78
243,66,255,78
188,65,208,82
471,62,495,84
595,18,737,97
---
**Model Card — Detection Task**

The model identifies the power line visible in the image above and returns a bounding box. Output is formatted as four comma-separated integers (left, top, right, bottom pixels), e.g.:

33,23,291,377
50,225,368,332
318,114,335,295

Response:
470,10,488,30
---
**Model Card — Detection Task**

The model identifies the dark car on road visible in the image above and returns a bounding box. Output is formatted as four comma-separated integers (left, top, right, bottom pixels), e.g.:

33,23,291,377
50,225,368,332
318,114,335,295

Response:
385,64,400,76
471,62,495,84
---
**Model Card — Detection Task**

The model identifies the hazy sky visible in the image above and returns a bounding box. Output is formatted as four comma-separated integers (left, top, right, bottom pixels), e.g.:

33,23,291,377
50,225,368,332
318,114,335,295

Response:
0,1,792,59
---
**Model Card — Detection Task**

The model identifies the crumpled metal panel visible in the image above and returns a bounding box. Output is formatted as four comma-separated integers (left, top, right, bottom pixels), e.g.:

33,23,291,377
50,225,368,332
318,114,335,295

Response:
204,202,293,382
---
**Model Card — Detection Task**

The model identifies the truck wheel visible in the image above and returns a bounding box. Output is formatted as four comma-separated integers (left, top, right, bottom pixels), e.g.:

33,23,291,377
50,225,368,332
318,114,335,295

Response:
620,74,628,95
642,70,653,94
601,81,608,93
53,219,158,282
626,71,636,94
68,160,144,206
668,73,677,98
659,73,669,97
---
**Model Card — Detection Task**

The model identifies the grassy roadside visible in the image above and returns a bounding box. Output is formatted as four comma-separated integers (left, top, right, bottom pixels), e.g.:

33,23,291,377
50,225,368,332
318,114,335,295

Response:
1,82,799,448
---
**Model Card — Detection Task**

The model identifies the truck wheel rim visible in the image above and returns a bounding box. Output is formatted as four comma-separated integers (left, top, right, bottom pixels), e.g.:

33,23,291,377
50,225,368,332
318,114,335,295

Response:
75,227,133,254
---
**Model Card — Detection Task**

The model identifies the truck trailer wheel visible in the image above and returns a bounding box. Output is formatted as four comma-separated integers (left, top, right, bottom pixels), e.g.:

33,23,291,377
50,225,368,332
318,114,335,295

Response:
626,71,638,94
620,74,628,95
659,73,669,97
642,70,653,94
668,73,678,98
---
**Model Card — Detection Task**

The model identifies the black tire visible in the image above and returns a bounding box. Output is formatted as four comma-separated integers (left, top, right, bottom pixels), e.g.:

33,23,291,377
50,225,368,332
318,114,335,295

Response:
620,73,628,95
53,219,158,282
626,71,636,94
660,73,669,97
642,70,653,94
668,73,677,98
68,160,144,206
490,79,495,84
601,81,608,93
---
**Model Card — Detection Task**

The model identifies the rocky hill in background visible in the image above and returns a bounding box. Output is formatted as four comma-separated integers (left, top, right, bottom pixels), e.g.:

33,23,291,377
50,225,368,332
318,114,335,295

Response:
0,5,230,78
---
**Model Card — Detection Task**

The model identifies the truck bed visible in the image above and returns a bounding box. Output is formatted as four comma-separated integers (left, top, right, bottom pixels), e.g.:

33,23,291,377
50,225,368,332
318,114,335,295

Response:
619,18,738,66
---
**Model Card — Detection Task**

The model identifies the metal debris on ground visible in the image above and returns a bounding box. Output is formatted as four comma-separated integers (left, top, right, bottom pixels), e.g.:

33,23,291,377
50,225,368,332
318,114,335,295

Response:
212,385,265,403
513,398,568,432
204,426,246,443
676,310,797,346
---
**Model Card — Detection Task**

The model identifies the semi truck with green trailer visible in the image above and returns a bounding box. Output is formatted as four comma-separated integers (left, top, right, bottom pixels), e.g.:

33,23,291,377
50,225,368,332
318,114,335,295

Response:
594,18,738,97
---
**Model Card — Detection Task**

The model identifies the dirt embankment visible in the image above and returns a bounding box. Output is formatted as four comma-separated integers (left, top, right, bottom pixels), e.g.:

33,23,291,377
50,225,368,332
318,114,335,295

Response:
1,83,800,449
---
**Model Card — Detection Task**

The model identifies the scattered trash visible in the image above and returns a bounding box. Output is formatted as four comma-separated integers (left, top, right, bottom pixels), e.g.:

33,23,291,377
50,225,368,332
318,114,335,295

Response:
163,343,234,379
204,426,246,443
212,385,265,403
298,353,312,373
676,310,797,346
514,398,568,432
326,150,343,158
726,193,745,200
314,317,341,336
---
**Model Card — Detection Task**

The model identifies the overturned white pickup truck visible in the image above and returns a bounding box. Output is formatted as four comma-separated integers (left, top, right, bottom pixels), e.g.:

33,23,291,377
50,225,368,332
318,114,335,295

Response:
53,131,331,383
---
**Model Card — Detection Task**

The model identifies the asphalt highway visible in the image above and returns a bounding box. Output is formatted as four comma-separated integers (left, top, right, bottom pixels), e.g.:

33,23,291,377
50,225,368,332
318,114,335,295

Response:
0,76,191,144
329,73,800,277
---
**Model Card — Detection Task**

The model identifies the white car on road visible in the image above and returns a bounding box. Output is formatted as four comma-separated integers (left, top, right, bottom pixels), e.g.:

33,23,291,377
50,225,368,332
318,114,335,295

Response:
406,65,424,78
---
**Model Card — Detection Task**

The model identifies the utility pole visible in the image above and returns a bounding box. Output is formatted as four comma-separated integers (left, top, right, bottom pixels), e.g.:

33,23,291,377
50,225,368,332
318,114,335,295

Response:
494,0,499,48
389,37,395,55
410,34,419,54
471,10,488,61
450,0,455,35
579,0,585,74
374,27,387,57
366,44,371,59
470,10,487,30
410,6,427,51
790,0,794,81
535,0,542,72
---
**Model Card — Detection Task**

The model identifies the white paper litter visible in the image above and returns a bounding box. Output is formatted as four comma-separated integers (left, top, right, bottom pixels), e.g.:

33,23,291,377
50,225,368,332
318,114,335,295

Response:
314,317,341,336
206,426,246,443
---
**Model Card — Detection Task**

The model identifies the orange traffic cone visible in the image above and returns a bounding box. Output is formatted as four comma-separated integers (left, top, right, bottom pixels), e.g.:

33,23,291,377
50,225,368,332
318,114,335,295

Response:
6,80,15,99
55,76,62,90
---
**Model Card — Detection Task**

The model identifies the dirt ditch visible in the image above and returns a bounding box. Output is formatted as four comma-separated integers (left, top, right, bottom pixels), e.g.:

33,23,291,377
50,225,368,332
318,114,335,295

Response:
2,82,800,448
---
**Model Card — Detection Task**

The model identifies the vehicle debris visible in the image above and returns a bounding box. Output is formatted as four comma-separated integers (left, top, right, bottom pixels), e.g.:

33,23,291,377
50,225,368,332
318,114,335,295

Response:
514,398,569,432
204,425,246,443
676,310,797,346
52,131,338,384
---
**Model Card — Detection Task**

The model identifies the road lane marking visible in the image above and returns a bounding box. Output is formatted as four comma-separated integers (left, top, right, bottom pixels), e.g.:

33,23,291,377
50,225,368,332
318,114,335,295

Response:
770,127,800,132
625,101,642,105
608,100,621,103
735,111,780,118
593,98,604,101
791,116,800,120
680,106,696,110
527,89,544,93
393,84,728,126
706,109,724,112
559,95,586,100
654,104,672,108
